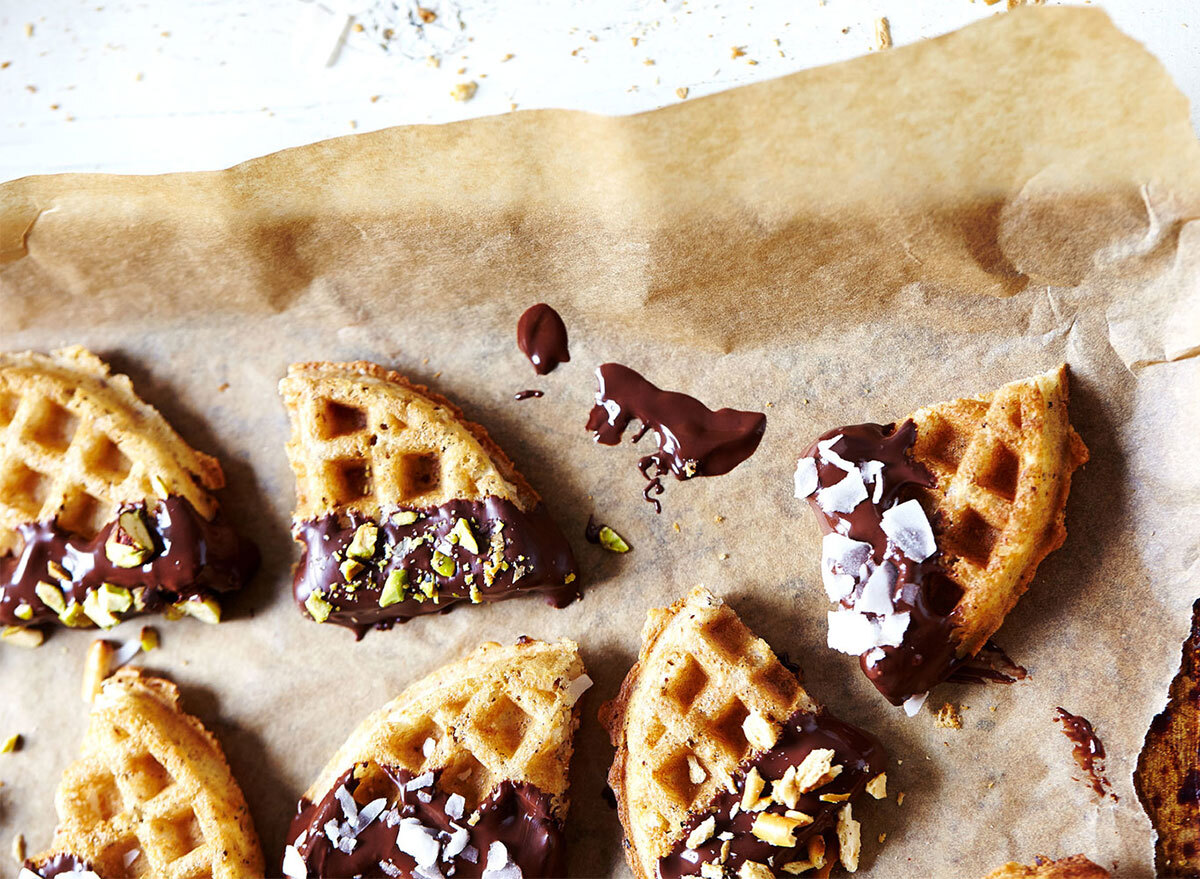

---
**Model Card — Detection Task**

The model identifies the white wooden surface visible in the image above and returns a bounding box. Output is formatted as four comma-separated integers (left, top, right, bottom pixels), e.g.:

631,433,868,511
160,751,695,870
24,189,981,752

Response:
0,0,1196,182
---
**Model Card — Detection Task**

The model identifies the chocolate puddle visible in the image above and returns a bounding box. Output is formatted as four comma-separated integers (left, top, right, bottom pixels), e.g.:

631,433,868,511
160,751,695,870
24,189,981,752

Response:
286,764,565,878
801,422,964,706
292,497,578,638
517,304,570,375
0,496,259,629
658,708,886,879
586,363,766,513
1055,708,1116,800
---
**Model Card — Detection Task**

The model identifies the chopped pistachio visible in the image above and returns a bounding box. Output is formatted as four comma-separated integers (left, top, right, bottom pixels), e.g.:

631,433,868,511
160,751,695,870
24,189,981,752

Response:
58,602,91,628
564,572,576,585
305,590,333,623
47,560,71,582
179,597,221,624
379,569,408,607
13,603,32,621
104,509,157,568
139,627,159,652
1,733,20,753
449,518,479,554
82,590,119,628
417,576,436,599
34,581,66,614
131,586,148,611
340,558,365,582
392,510,419,526
346,522,379,560
431,551,456,578
597,525,630,553
1,626,43,648
163,603,184,621
99,583,133,614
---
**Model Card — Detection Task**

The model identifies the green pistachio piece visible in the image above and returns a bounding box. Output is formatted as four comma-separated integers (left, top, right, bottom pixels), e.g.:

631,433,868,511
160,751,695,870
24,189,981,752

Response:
163,603,185,621
82,590,119,628
179,597,221,625
58,602,91,628
1,626,43,648
104,510,158,568
598,526,631,553
139,627,159,652
340,558,365,583
431,551,456,578
47,560,71,582
564,572,576,585
392,510,419,526
449,519,479,554
346,522,379,560
34,581,66,614
379,569,409,607
150,473,171,499
305,590,333,623
13,603,33,621
99,583,133,614
417,576,436,600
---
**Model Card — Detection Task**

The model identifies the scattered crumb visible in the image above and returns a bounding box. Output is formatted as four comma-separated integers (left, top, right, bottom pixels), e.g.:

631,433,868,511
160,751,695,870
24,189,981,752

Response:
570,47,582,57
354,22,365,32
747,59,758,65
370,94,380,103
643,58,655,66
675,86,689,99
450,81,477,102
23,23,34,38
349,120,357,129
630,36,639,46
841,27,850,34
714,515,724,523
1,61,10,70
25,84,36,93
417,7,436,23
433,371,443,379
160,31,170,38
509,102,518,111
874,17,892,50
456,66,466,74
49,102,59,110
1,733,20,753
12,833,25,864
935,702,963,729
422,357,430,364
500,53,514,62
588,34,598,42
896,791,905,806
427,55,440,68
730,45,746,58
718,552,729,560
878,832,887,844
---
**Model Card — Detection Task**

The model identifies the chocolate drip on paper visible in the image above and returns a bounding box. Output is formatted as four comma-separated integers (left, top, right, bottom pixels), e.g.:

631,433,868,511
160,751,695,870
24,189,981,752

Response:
292,497,578,638
947,639,1029,685
514,389,544,400
657,709,886,879
1055,708,1116,800
586,363,766,513
517,304,570,375
287,765,565,878
0,496,259,628
804,421,964,706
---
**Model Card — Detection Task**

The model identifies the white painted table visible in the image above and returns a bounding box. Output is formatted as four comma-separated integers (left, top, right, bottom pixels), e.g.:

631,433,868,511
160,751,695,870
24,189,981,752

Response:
0,0,1196,182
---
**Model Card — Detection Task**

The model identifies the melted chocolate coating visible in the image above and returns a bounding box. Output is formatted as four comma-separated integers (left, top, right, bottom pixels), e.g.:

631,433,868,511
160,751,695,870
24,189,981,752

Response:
947,639,1029,685
24,853,97,878
287,765,565,878
1055,708,1116,800
804,421,964,706
0,496,259,628
658,709,886,879
292,497,578,638
587,363,766,513
517,304,570,375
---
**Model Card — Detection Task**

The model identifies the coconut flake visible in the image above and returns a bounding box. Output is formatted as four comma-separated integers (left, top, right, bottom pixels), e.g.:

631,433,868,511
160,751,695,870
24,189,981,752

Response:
826,610,881,655
335,785,359,823
282,846,308,879
817,468,869,515
337,835,357,855
855,562,897,615
415,865,446,879
417,790,433,803
122,849,141,868
564,673,593,707
444,824,470,859
482,841,524,879
877,611,910,647
880,499,937,562
446,793,466,820
324,819,341,846
357,797,388,832
793,456,819,499
822,533,872,578
397,818,441,867
817,436,856,472
864,647,886,669
462,845,479,864
112,636,142,667
405,771,436,791
903,692,929,717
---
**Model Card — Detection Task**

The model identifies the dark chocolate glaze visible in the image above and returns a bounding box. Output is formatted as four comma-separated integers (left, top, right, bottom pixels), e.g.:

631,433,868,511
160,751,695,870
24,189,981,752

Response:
24,853,97,878
658,709,886,879
803,422,963,706
587,363,766,513
514,389,544,401
517,304,570,375
583,515,604,544
292,497,578,638
1055,708,1116,800
1179,768,1200,805
287,764,565,878
0,496,259,628
947,639,1029,685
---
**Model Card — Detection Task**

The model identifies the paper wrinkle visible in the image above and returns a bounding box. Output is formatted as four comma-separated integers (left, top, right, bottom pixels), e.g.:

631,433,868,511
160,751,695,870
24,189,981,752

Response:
1,8,1199,877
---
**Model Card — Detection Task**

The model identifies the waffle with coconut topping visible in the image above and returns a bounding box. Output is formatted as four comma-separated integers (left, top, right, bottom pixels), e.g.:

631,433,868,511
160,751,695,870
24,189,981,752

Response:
794,365,1088,712
601,586,887,878
283,637,590,878
22,668,263,879
280,361,578,637
0,347,258,640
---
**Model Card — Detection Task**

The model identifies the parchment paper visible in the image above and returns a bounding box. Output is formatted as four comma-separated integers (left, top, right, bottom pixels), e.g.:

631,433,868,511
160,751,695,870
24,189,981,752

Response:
2,7,1199,877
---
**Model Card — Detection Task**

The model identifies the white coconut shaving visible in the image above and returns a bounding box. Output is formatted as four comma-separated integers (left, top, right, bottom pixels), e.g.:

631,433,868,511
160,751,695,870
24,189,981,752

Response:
446,792,466,820
855,561,897,615
564,673,593,707
481,840,524,879
396,817,441,868
903,692,929,717
443,824,470,859
793,456,818,499
282,845,308,879
817,468,869,515
827,609,910,655
880,499,937,561
405,771,436,791
816,436,856,472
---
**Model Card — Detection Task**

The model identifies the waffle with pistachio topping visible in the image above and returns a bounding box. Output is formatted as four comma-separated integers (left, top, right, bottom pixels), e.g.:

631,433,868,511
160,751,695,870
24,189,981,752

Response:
983,855,1110,879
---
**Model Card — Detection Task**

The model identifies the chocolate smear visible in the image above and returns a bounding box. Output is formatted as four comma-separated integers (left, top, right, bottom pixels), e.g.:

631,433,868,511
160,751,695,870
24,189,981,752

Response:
586,363,766,513
517,304,570,375
1055,707,1117,800
514,389,545,400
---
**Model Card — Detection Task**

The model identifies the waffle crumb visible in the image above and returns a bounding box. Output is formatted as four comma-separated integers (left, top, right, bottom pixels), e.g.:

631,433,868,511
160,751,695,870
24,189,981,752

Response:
874,17,892,50
897,791,906,806
935,702,963,729
450,82,475,101
12,833,25,863
675,86,689,99
731,45,746,59
417,7,436,23
82,639,115,703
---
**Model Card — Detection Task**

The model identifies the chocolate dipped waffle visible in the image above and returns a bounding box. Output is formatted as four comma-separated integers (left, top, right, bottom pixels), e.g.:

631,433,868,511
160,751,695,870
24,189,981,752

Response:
282,637,590,878
602,586,888,878
280,361,578,636
22,668,263,879
983,855,1109,878
794,366,1088,712
0,347,258,637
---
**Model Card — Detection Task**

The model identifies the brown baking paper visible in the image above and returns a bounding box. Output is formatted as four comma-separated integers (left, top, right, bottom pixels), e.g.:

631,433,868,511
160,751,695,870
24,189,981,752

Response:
2,7,1199,877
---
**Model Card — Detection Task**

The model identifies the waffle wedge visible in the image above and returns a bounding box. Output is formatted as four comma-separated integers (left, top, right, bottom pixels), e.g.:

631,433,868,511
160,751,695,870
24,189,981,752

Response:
602,586,887,879
0,347,257,636
280,361,577,636
983,855,1109,879
23,668,263,879
283,637,590,878
795,365,1088,708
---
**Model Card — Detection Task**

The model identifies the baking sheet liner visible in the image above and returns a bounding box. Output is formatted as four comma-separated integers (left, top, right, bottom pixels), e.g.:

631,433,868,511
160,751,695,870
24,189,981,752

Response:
1,7,1198,877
